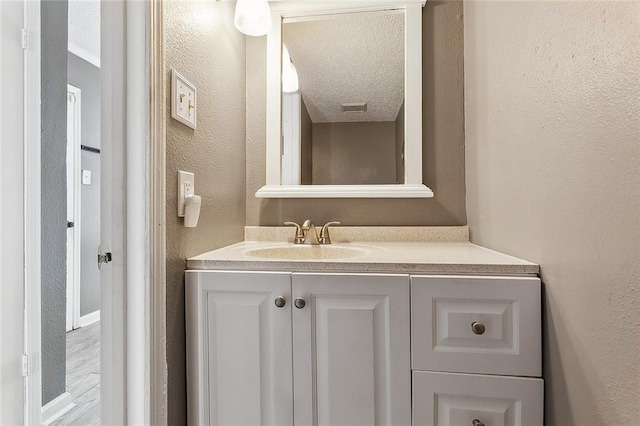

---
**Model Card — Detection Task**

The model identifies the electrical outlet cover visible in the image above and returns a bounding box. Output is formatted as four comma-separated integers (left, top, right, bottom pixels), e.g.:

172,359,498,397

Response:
178,170,195,217
171,69,197,129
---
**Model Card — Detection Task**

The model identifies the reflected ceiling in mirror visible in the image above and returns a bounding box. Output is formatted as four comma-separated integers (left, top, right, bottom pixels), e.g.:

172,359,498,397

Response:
257,1,433,199
285,12,404,124
282,12,405,186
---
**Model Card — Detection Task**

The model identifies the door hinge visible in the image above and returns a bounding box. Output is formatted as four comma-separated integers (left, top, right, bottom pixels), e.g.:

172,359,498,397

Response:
98,251,112,268
22,354,29,376
21,28,28,50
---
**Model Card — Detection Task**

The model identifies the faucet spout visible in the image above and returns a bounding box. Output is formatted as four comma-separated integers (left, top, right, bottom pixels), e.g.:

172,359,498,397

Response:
301,220,320,245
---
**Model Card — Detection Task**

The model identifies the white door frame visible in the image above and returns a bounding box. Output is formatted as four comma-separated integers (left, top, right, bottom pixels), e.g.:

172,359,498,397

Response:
124,1,152,423
100,0,152,424
281,92,302,185
24,0,43,423
19,0,164,425
66,84,82,333
149,0,169,423
0,0,28,404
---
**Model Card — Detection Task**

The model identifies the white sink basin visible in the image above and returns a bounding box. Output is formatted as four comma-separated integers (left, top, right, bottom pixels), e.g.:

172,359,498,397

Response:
244,244,371,260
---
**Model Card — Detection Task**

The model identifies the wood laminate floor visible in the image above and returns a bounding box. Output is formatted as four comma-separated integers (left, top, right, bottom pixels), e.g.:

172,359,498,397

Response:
51,321,100,426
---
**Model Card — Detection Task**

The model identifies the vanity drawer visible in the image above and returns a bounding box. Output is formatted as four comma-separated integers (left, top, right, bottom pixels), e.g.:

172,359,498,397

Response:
412,371,543,426
411,275,541,377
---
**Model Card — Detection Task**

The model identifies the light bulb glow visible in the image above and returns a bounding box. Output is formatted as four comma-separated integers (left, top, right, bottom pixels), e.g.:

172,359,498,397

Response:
282,44,299,93
234,0,272,37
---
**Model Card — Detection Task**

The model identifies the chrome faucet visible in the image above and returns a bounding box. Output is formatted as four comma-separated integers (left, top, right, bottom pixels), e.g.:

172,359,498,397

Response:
284,220,341,245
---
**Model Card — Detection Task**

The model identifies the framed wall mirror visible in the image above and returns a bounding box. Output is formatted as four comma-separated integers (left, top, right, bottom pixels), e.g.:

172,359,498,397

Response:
256,1,433,198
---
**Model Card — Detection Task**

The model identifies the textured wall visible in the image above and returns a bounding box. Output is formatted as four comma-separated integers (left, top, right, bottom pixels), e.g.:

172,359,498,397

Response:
68,52,101,316
246,1,466,226
464,1,640,424
311,121,397,184
67,0,100,65
164,1,246,424
41,0,68,406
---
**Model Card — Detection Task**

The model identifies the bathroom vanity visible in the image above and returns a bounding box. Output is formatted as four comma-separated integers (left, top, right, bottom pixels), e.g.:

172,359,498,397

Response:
185,227,544,425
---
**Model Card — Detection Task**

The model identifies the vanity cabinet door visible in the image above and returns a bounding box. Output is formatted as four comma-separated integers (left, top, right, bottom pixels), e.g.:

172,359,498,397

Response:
185,271,293,426
412,371,543,426
291,273,411,426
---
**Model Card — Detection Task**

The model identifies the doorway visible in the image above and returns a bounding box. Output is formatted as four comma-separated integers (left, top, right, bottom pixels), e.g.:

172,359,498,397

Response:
11,0,158,423
66,81,102,335
66,53,103,336
40,1,103,424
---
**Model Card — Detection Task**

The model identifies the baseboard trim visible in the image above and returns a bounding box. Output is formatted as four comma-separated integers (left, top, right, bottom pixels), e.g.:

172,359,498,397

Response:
41,392,75,426
78,310,100,327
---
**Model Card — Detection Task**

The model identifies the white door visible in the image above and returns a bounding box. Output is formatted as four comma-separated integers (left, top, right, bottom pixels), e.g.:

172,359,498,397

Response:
1,1,33,423
185,270,294,426
99,1,132,422
66,85,81,332
15,0,146,423
291,273,411,426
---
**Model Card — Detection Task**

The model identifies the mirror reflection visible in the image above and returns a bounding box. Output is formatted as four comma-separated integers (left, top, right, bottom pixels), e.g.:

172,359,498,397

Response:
281,11,405,186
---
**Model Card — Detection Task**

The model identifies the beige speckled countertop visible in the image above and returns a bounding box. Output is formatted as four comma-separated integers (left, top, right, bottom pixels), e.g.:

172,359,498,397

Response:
186,226,539,275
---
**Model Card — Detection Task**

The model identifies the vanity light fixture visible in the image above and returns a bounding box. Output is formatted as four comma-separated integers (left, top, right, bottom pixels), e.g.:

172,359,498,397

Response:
282,44,299,93
234,0,272,36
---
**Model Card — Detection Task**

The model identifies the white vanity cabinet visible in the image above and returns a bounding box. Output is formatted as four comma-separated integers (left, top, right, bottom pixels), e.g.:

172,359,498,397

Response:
410,275,543,426
291,273,411,426
413,371,543,426
185,271,294,426
186,228,544,425
186,270,411,426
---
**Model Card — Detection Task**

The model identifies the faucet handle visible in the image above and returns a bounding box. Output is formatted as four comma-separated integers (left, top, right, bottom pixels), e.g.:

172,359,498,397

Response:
319,221,341,245
284,221,305,244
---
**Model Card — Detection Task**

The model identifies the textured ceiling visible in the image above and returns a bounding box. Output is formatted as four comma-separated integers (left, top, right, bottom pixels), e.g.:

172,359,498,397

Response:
68,0,100,67
283,12,404,123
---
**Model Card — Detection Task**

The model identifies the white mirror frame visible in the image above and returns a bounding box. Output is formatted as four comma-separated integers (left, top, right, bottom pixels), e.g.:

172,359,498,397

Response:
256,1,434,198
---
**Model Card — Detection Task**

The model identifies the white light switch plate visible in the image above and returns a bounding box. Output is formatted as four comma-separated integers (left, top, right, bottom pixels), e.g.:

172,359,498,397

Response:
82,169,92,185
171,69,197,129
178,170,195,217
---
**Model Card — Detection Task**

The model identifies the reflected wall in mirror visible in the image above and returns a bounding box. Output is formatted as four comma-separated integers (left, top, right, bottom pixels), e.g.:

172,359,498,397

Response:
281,12,405,185
258,1,432,198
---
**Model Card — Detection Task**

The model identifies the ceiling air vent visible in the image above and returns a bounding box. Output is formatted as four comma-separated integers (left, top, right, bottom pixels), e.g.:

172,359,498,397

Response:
341,102,367,113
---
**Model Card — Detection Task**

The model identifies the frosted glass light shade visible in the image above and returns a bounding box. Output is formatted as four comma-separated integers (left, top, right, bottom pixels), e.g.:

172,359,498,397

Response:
283,62,299,93
234,0,272,37
282,44,299,93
